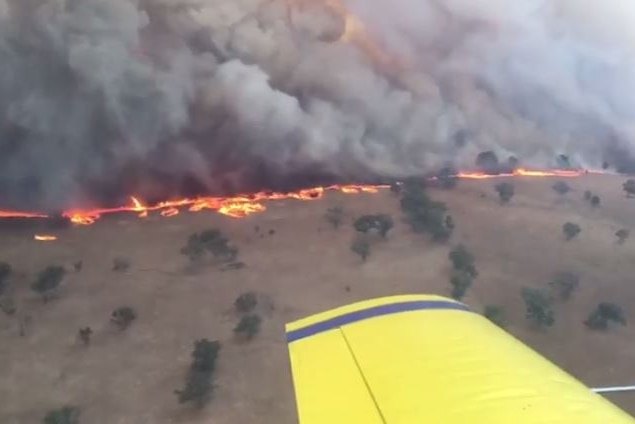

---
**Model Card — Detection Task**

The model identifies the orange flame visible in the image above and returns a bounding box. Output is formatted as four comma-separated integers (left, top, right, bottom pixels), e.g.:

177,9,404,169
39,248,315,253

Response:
34,235,57,241
0,168,606,226
457,168,588,180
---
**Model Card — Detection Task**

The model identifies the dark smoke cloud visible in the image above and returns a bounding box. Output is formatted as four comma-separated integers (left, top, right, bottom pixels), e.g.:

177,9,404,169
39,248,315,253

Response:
1,0,634,209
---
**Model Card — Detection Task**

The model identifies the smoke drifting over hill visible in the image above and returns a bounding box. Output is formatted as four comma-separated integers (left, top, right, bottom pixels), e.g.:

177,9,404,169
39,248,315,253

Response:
1,0,635,209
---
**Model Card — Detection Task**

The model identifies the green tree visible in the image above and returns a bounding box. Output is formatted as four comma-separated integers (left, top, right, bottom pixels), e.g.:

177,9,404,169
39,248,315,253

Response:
324,207,344,229
495,182,515,204
585,303,626,330
111,306,137,330
552,181,571,196
521,288,554,329
176,339,221,407
623,179,635,197
234,314,262,340
484,305,506,328
31,266,66,302
400,183,453,241
563,222,581,241
43,406,79,424
449,271,473,300
549,272,580,301
448,245,478,277
351,236,371,262
476,150,499,172
234,292,257,314
616,229,630,245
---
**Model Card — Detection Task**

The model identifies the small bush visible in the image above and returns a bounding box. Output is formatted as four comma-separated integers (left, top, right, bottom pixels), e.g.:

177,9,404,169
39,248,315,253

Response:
234,292,257,314
623,179,635,197
591,195,601,207
353,214,394,238
111,306,137,330
448,245,478,278
449,271,472,300
181,229,238,264
484,305,506,328
585,303,626,330
0,262,11,295
494,182,514,204
563,222,581,241
584,190,592,201
234,314,262,340
43,406,80,424
549,272,580,301
521,287,554,329
552,181,571,196
324,207,344,229
351,236,371,262
616,229,630,245
78,327,92,346
31,266,66,302
113,257,130,272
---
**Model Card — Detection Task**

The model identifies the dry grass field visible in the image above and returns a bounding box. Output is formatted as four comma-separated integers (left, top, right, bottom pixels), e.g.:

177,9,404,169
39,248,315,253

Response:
1,174,635,423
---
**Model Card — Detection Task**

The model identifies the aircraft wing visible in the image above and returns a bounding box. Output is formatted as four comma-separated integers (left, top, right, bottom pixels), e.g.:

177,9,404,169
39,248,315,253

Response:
285,294,634,423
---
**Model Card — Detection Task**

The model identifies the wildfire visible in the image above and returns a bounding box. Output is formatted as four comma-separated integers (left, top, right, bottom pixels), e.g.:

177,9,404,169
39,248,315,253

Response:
457,168,588,180
34,235,57,241
0,168,604,226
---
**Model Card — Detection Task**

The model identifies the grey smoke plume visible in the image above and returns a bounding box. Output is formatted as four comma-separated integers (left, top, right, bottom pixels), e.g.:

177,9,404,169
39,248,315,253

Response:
1,0,634,209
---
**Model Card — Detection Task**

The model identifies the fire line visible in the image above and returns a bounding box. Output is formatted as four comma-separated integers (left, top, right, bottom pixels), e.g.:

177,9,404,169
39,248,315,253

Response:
0,168,602,225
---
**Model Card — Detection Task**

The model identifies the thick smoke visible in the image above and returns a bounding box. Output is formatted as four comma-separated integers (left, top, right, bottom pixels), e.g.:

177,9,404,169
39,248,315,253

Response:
1,0,635,209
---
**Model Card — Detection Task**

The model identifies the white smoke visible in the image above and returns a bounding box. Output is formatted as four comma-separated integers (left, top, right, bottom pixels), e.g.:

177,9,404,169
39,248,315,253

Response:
1,0,634,208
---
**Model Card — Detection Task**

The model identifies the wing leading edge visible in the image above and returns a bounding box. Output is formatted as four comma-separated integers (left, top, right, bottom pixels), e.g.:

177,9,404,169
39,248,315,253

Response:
286,294,634,423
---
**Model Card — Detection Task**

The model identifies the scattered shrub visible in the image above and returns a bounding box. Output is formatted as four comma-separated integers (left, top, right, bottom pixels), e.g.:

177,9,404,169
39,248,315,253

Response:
111,306,137,330
353,214,394,238
585,303,626,330
448,245,478,278
324,207,344,229
351,236,371,262
112,257,130,272
623,179,635,197
400,183,453,241
31,266,66,302
175,339,221,407
521,288,554,329
484,305,506,328
43,406,80,424
552,181,571,196
616,229,630,245
549,272,580,301
494,182,515,204
78,327,92,346
234,314,262,340
449,271,473,300
563,222,581,241
234,292,257,314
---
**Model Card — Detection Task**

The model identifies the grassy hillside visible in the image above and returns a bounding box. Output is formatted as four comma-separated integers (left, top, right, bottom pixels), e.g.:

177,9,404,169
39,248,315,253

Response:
1,174,634,423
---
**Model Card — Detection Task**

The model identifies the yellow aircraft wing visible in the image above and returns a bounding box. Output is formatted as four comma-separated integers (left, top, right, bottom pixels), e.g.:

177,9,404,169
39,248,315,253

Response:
285,294,634,423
